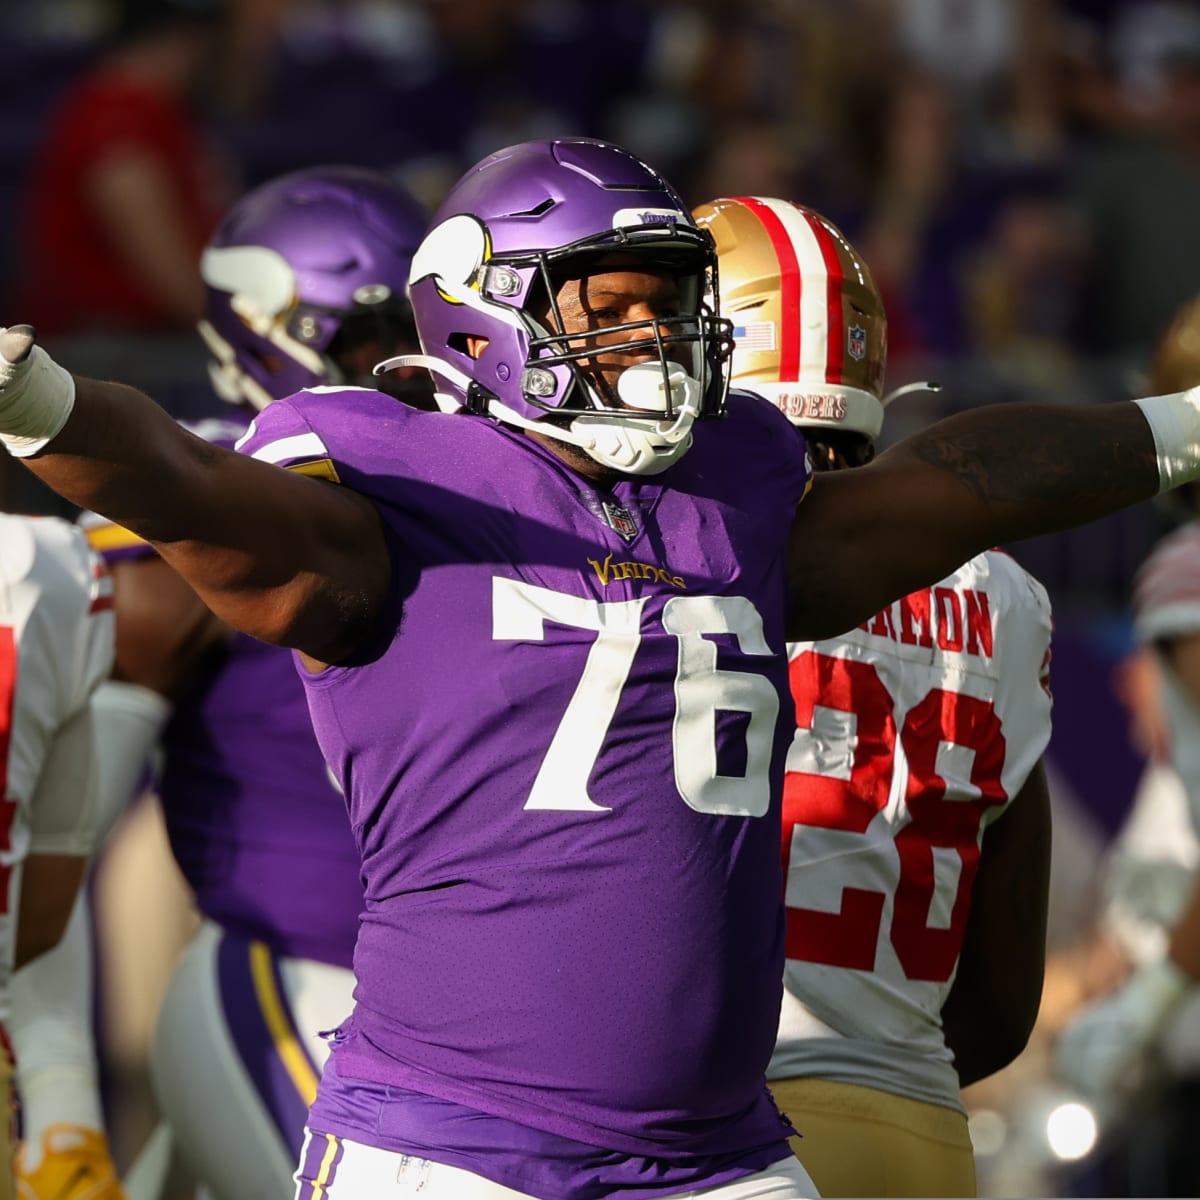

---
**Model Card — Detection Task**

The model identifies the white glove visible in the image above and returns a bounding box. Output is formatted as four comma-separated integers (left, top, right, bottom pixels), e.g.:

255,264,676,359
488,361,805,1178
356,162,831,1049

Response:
1136,387,1200,492
1055,957,1190,1100
0,325,75,456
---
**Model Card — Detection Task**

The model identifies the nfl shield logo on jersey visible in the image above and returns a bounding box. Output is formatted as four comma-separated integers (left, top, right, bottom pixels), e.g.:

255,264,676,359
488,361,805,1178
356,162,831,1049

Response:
602,501,639,543
847,325,867,361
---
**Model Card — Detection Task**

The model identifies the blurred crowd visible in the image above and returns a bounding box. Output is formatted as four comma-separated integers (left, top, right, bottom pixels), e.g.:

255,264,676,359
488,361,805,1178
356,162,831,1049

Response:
2,0,1200,380
7,0,1200,1197
4,0,1200,602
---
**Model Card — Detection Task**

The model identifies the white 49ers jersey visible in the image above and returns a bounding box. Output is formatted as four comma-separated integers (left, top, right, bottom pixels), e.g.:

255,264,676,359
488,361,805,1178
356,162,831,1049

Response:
771,549,1052,1110
0,514,113,1014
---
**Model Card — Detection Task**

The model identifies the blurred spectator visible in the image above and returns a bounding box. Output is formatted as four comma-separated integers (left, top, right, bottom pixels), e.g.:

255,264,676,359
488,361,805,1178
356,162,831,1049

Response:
688,118,805,209
627,2,831,202
16,0,235,337
964,166,1083,393
1049,289,1200,1197
843,69,981,364
358,0,657,203
3,0,107,38
1072,2,1200,362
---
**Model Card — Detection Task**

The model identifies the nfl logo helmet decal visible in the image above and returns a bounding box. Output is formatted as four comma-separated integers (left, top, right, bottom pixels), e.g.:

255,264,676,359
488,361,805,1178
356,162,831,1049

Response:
847,324,867,361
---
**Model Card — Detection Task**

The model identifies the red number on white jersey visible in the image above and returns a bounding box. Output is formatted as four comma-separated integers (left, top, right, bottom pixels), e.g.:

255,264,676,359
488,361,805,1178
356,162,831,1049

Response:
783,650,1007,983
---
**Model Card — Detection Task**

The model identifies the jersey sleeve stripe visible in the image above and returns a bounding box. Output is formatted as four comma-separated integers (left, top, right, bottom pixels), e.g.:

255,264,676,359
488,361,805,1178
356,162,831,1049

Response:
246,431,331,466
83,523,147,553
89,559,114,614
286,459,341,483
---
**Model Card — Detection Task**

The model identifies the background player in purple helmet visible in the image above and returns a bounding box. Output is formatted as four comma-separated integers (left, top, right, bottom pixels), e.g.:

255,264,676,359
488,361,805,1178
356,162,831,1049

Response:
0,135,1199,1199
6,164,430,1200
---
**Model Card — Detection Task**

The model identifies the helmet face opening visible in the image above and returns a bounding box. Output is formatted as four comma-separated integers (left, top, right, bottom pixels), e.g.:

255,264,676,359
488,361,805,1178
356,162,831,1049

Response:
321,300,431,406
518,242,730,421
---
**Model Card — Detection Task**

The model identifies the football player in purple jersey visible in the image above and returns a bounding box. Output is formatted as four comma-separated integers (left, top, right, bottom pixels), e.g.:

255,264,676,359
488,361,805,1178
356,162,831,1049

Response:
0,136,1197,1199
7,165,430,1200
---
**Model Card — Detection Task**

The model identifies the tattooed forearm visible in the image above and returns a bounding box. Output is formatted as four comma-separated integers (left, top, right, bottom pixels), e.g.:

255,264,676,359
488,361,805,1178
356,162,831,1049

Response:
898,402,1159,519
786,399,1165,641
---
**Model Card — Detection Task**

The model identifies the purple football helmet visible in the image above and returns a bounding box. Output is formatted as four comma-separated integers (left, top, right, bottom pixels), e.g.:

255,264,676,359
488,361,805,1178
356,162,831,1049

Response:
392,138,733,474
198,165,429,411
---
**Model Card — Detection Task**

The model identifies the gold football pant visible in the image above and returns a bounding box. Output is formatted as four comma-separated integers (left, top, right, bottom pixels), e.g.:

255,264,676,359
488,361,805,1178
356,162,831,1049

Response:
771,1076,975,1199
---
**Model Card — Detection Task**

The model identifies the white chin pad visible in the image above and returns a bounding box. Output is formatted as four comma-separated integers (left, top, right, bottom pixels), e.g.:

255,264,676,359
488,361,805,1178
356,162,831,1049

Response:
616,361,696,414
573,419,694,475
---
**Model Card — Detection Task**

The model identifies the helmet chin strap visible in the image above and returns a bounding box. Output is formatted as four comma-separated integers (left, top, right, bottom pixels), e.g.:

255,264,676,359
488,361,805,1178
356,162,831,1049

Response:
198,318,277,413
376,354,704,474
882,380,942,405
375,353,473,413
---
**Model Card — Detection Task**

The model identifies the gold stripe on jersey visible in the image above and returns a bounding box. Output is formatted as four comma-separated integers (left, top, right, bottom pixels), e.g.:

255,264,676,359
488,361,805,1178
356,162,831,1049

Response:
286,459,341,483
248,941,320,1104
83,522,147,552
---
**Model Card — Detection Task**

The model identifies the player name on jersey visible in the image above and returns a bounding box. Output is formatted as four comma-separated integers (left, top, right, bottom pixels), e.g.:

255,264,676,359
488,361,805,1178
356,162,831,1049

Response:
859,584,993,659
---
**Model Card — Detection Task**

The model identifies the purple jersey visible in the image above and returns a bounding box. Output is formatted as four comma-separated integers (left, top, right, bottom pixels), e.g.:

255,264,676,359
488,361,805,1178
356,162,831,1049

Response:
81,414,362,968
237,388,812,1161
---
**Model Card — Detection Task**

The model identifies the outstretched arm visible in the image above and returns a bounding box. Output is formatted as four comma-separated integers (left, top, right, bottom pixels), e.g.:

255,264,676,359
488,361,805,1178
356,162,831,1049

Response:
0,331,389,663
788,401,1160,639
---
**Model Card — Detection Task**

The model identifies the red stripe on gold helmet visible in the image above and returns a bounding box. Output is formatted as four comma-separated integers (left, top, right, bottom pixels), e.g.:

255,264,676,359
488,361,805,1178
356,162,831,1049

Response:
693,196,887,437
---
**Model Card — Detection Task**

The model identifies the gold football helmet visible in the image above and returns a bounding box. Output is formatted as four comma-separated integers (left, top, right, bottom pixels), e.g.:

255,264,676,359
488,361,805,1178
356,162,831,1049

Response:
1148,294,1200,395
692,196,887,444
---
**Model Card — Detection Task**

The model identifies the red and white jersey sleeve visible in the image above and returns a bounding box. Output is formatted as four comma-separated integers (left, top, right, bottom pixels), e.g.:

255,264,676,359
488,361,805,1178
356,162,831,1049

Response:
772,549,1052,1111
0,515,114,1005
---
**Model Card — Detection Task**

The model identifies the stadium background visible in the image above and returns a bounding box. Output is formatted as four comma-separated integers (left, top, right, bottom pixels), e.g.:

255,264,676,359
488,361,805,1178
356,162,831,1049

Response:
3,0,1198,1195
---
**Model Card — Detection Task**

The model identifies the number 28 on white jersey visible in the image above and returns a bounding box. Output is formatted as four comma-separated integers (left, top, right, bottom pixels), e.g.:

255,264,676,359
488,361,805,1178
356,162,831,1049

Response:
777,550,1052,1063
